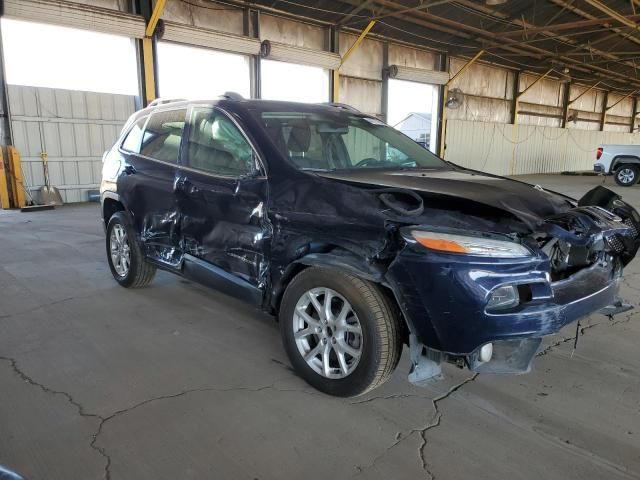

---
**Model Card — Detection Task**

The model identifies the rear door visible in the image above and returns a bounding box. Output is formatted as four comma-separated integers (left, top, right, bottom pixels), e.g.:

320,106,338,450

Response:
118,107,187,265
176,105,269,304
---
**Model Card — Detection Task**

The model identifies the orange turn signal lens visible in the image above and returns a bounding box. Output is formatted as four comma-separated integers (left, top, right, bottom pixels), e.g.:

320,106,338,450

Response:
413,236,468,253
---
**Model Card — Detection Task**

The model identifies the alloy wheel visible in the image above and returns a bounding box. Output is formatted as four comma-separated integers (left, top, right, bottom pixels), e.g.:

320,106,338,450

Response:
292,287,363,379
110,224,131,277
618,168,636,185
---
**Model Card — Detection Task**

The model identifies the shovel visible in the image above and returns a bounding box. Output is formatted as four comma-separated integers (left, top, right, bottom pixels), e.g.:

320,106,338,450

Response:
33,151,63,206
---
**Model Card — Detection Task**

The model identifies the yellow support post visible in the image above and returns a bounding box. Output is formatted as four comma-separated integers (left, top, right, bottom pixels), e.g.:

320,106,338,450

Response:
332,20,376,103
142,0,166,105
439,50,485,158
0,148,11,209
7,146,26,208
142,37,156,105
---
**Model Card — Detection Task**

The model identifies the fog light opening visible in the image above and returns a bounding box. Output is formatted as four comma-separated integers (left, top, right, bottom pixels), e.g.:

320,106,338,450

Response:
487,285,520,311
479,343,493,363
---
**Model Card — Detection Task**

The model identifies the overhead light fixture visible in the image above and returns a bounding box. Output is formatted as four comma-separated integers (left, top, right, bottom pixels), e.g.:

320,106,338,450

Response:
486,0,507,5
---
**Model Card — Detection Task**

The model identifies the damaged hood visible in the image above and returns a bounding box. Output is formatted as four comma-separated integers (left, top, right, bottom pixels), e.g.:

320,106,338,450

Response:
316,168,574,227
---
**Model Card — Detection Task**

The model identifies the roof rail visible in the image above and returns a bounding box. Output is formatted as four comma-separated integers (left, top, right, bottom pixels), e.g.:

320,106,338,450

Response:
219,91,244,101
147,98,187,108
322,102,362,113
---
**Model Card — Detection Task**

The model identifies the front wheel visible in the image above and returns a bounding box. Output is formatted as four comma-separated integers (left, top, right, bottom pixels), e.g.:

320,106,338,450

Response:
614,165,639,186
279,267,402,397
106,211,156,288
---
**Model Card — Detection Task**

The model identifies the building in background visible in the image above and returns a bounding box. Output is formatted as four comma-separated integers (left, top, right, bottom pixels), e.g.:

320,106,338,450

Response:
394,112,432,148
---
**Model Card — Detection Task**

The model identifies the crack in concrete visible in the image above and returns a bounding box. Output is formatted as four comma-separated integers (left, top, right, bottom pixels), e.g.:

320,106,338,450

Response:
353,373,479,479
414,373,479,480
537,309,640,357
0,355,316,480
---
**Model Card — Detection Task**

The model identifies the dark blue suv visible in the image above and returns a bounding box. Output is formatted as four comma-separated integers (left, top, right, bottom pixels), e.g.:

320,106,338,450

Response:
101,95,639,396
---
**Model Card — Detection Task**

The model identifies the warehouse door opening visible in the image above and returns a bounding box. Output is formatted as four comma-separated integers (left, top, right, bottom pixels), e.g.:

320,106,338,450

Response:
1,18,138,94
157,42,251,100
387,79,439,153
261,60,329,103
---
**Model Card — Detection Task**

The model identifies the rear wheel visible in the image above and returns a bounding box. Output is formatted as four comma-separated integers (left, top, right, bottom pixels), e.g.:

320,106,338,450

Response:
106,211,156,288
279,267,402,397
614,165,639,186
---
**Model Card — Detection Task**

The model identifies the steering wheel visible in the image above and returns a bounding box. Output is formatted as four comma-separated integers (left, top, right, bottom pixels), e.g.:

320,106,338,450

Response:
354,157,385,168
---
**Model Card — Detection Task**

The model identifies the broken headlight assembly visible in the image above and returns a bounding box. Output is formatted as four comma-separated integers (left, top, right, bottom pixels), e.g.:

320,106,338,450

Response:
402,228,532,258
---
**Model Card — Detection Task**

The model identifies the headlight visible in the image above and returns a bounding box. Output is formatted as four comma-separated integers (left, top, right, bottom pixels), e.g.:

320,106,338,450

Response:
408,230,531,258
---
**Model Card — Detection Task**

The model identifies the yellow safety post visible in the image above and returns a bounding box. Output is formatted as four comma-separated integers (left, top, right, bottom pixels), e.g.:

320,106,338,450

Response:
142,0,166,105
7,146,26,208
0,148,11,209
440,50,485,158
332,20,377,103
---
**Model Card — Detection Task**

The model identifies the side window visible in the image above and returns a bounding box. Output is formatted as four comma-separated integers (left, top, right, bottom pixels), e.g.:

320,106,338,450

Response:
140,109,186,163
121,117,146,153
185,108,254,176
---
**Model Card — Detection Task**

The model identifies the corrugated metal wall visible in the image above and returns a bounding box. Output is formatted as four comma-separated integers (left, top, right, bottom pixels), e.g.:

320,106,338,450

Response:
7,85,135,202
445,119,639,176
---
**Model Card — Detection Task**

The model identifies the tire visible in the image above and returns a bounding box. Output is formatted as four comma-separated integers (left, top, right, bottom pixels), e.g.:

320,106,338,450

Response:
106,211,156,288
279,267,402,397
614,165,639,186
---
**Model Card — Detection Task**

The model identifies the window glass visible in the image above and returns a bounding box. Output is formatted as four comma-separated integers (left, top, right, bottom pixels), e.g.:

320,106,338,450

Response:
140,109,186,163
185,108,254,176
121,117,147,153
257,110,446,171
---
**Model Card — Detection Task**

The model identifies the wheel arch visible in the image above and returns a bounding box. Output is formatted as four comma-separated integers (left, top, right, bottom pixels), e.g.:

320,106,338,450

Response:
101,192,126,225
270,248,410,344
612,156,640,171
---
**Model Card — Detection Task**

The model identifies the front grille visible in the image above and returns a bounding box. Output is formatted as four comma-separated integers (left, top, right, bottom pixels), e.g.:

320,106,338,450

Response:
624,218,639,238
607,234,625,253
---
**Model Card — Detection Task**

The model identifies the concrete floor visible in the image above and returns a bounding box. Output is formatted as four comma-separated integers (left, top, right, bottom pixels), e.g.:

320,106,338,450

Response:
0,174,639,480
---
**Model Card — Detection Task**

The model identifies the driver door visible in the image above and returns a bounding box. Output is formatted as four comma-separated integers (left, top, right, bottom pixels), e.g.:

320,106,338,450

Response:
176,106,269,305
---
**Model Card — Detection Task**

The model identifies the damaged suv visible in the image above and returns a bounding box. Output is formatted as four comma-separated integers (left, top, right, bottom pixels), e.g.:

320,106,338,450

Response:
101,96,640,397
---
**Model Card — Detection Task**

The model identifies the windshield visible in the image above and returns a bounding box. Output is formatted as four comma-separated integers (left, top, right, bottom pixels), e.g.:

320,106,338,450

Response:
254,110,448,171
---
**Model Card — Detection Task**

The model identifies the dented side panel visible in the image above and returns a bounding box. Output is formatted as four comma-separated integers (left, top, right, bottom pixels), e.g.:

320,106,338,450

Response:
118,154,182,264
176,171,270,290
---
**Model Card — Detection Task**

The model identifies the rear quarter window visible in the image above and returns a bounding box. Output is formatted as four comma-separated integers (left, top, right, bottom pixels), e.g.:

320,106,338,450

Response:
140,109,187,163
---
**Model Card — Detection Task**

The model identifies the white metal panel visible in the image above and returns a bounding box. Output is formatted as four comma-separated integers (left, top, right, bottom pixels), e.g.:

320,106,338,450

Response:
388,44,437,70
162,0,244,35
160,22,261,56
445,119,640,176
261,41,340,70
3,0,145,38
260,15,326,50
339,77,382,116
339,33,383,81
449,58,513,100
7,85,135,203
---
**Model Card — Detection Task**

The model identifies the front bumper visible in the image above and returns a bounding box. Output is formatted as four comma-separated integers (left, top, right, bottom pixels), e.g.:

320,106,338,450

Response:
387,248,622,357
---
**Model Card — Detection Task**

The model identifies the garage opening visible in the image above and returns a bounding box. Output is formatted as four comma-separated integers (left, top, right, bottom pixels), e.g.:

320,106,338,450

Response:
387,79,439,153
260,59,329,103
157,42,251,100
1,18,138,95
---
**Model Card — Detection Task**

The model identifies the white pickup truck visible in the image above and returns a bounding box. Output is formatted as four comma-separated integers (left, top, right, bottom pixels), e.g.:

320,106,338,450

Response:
594,144,640,186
